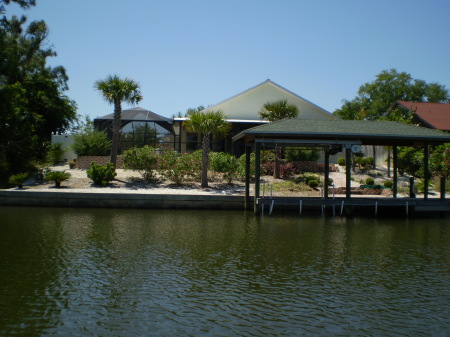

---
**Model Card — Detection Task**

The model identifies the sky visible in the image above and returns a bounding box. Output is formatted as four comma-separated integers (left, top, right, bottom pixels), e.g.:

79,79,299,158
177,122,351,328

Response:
7,0,450,120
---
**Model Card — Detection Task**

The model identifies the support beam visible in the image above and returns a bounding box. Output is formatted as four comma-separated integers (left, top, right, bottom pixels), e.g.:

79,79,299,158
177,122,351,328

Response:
393,146,398,198
324,150,330,199
441,177,446,200
244,145,251,210
345,146,352,199
254,142,261,214
424,143,429,200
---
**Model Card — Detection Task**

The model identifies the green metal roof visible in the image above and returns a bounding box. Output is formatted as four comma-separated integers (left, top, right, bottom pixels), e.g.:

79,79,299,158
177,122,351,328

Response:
232,119,450,145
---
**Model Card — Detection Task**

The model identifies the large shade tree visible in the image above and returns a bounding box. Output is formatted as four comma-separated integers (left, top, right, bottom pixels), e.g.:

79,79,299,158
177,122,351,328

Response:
334,69,449,121
94,75,142,167
183,110,230,188
259,99,299,178
0,2,77,180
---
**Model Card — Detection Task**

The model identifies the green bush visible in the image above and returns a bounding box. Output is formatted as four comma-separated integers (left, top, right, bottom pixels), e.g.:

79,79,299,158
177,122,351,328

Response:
383,180,393,188
308,179,319,188
285,148,320,162
337,158,346,166
328,178,334,186
72,129,111,156
157,150,201,185
210,152,239,184
8,172,29,188
365,177,375,185
47,143,65,165
237,152,256,180
87,162,117,186
122,146,158,182
44,170,71,188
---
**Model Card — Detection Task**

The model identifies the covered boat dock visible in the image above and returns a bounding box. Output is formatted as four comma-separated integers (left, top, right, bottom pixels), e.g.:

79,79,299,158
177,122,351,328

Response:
232,119,450,216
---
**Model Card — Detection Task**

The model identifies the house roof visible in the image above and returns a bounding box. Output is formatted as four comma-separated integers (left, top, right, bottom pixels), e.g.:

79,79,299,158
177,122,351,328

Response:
396,101,450,131
203,79,333,120
96,107,171,123
233,119,450,146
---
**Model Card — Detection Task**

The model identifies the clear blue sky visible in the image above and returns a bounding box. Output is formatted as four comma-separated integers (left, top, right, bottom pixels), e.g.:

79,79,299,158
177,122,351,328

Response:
8,0,450,119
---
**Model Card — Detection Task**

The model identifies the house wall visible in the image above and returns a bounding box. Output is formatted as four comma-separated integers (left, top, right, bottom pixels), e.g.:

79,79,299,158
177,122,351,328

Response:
51,134,77,161
208,81,331,120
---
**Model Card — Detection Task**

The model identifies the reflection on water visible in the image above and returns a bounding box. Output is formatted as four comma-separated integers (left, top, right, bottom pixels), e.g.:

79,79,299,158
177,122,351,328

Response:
0,207,449,336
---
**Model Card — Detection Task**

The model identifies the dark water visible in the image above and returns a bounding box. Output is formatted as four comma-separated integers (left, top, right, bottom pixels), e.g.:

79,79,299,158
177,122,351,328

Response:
0,206,449,337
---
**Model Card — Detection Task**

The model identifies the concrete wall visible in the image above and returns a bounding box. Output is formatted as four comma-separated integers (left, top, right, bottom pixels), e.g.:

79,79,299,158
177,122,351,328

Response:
0,191,247,210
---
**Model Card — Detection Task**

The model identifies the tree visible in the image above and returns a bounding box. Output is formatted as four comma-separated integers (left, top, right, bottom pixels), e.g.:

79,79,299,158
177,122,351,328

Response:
334,69,449,121
94,75,142,167
183,110,230,188
0,7,76,181
259,99,299,178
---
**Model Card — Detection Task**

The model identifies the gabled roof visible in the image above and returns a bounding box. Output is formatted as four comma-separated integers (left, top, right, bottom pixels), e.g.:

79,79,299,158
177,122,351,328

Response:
96,107,171,123
396,101,450,131
233,119,450,146
204,79,333,120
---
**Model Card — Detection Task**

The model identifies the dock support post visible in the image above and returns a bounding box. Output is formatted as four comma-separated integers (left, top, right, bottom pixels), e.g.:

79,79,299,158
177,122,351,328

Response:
254,142,261,214
409,177,415,198
340,201,344,216
324,150,330,199
345,146,352,200
406,201,409,217
441,177,446,200
245,145,251,210
424,143,429,200
299,200,303,215
393,146,398,198
375,201,378,216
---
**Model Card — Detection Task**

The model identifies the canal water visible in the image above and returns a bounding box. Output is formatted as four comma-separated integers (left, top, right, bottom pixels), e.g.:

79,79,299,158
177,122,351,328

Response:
0,206,449,336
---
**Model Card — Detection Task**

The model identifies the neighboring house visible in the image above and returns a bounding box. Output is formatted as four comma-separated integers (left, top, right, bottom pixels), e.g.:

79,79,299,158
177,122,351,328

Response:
395,101,450,131
174,79,333,155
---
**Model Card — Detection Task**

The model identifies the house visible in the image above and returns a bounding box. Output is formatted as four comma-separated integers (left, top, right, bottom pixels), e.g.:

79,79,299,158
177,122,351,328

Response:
395,101,450,131
173,79,333,155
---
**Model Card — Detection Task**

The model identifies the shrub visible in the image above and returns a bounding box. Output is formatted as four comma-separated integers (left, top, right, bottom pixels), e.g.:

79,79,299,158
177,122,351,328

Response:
8,172,29,188
157,150,201,185
87,162,117,186
308,179,319,188
44,170,71,188
383,180,393,188
237,152,255,180
327,178,334,186
285,148,320,162
72,129,111,156
210,152,239,184
122,146,158,182
47,143,65,165
337,158,346,166
365,177,375,185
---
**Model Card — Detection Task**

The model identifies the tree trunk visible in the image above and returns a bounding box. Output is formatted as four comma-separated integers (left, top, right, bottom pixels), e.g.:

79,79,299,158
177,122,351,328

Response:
201,133,210,188
274,147,281,179
110,100,122,168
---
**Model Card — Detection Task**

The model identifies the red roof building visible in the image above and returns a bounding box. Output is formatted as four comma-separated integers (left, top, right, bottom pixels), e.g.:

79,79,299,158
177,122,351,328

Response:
396,101,450,131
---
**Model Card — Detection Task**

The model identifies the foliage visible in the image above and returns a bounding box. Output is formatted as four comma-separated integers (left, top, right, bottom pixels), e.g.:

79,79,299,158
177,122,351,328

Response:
0,11,77,180
87,162,117,186
397,147,423,177
122,146,158,182
94,75,142,167
337,157,346,166
430,143,450,178
307,179,319,189
262,161,296,178
157,150,201,185
8,172,28,188
334,69,449,121
44,170,71,187
210,152,240,184
259,99,299,121
72,123,111,156
237,152,255,180
47,143,65,165
285,148,320,162
183,110,230,187
384,180,393,188
414,179,433,194
365,178,375,185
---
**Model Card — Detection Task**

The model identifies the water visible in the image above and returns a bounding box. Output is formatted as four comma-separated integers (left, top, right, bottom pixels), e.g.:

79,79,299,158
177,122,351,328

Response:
0,206,449,336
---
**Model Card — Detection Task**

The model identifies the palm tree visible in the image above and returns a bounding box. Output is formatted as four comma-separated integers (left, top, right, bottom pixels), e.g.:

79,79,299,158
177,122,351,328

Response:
259,99,299,178
94,75,142,167
183,110,230,188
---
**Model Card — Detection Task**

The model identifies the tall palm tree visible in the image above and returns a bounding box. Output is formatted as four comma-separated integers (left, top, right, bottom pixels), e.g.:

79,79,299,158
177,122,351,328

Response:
259,99,299,178
183,110,230,188
94,75,142,167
